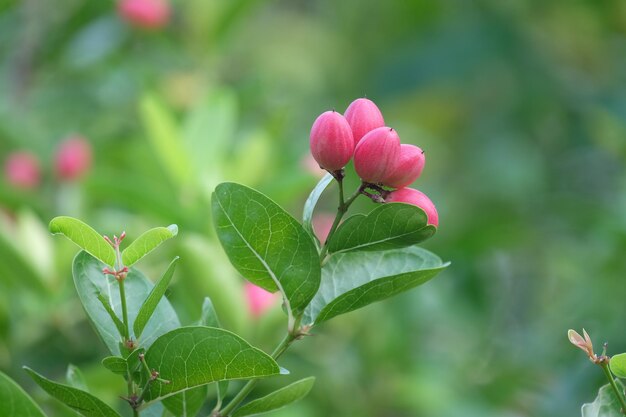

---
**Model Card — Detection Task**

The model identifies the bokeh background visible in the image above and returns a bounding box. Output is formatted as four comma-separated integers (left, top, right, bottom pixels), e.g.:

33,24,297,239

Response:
1,0,626,416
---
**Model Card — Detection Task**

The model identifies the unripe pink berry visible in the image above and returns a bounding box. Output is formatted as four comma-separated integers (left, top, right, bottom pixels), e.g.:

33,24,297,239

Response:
344,98,385,144
353,127,400,184
386,187,439,227
309,111,354,172
55,136,93,181
117,0,170,29
382,144,425,188
4,152,41,189
244,282,279,318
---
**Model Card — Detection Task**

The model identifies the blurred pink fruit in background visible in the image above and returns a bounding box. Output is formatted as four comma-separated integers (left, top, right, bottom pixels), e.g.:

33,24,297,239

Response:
55,136,93,181
118,0,171,29
4,152,41,189
244,282,279,318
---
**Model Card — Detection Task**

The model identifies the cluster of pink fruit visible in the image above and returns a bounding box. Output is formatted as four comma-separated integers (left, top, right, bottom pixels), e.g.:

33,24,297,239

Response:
3,137,92,190
309,98,439,226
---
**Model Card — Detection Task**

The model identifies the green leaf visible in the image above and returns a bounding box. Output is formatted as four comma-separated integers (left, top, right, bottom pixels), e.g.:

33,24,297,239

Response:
211,182,321,314
101,356,127,375
140,326,281,405
199,296,221,328
134,257,180,339
217,380,229,403
0,370,47,417
96,291,126,337
49,217,115,267
24,367,121,417
66,364,88,391
232,377,315,417
122,225,178,267
162,386,208,417
304,246,449,325
73,251,180,355
302,173,334,247
610,353,626,379
327,203,436,254
582,381,625,417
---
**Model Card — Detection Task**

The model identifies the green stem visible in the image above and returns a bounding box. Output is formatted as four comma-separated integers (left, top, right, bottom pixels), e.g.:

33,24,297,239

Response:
601,363,626,414
119,279,130,341
318,181,363,261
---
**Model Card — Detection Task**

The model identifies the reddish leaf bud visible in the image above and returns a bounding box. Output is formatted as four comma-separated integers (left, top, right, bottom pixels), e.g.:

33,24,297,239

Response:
382,144,425,188
344,98,385,144
3,152,41,189
55,136,93,181
568,329,596,361
309,111,355,171
353,127,400,184
244,282,279,318
118,0,170,29
386,187,439,227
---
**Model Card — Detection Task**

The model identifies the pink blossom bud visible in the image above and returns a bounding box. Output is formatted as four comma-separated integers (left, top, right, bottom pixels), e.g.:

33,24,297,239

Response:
55,136,93,181
118,0,170,29
382,144,425,188
353,127,400,184
386,187,439,227
312,213,335,243
4,152,41,189
244,282,279,318
568,329,596,360
344,98,385,144
309,111,354,172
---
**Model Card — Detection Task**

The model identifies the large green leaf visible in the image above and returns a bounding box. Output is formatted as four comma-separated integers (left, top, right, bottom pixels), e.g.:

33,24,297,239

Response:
582,381,625,417
72,251,180,355
327,203,436,254
232,377,315,417
162,386,208,417
24,367,121,417
141,326,281,405
50,217,115,267
302,173,333,247
0,370,47,417
610,353,626,379
304,246,449,325
122,225,178,267
211,182,321,314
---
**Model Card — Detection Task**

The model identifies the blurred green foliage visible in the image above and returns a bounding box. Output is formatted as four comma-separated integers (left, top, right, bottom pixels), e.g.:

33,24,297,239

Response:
1,0,626,416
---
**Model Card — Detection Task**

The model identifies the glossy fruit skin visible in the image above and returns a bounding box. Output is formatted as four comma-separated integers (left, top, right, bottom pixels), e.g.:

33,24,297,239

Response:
244,282,278,318
309,111,355,171
353,127,400,184
4,152,40,189
118,0,170,29
344,98,385,145
382,144,425,188
386,187,439,227
55,137,93,181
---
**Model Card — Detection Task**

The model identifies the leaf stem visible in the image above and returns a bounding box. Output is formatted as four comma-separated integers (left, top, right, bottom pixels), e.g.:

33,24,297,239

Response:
601,363,626,414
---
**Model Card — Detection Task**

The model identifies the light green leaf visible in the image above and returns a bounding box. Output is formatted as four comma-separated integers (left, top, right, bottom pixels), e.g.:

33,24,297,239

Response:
233,377,315,417
49,217,115,267
328,203,436,254
24,367,121,417
582,381,625,417
610,353,626,379
96,291,126,338
199,297,220,328
134,257,179,339
73,251,180,355
211,182,321,314
162,386,208,417
122,225,178,267
302,173,334,247
141,326,281,405
304,246,449,325
101,356,127,375
0,370,47,417
66,364,88,391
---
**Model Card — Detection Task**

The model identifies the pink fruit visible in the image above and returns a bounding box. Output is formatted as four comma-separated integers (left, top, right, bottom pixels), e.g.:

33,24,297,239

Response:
309,111,354,171
353,127,400,184
244,282,278,318
312,213,335,243
344,98,385,144
55,136,93,181
118,0,170,29
386,187,439,226
4,152,40,189
382,144,425,188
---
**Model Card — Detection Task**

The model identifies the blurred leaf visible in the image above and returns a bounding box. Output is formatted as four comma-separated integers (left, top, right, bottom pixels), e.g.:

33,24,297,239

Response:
141,326,281,405
162,386,208,417
0,229,45,291
122,225,178,267
101,356,127,376
226,131,273,186
50,217,116,267
24,367,121,417
302,173,333,248
211,182,321,314
134,257,179,339
73,251,180,355
66,364,88,391
16,210,53,283
304,246,449,324
232,377,315,417
198,296,221,328
610,354,626,379
328,203,435,254
582,381,625,417
0,370,47,417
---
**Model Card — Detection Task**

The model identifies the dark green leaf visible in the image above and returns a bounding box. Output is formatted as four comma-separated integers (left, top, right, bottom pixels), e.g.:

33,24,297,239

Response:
49,217,115,267
24,367,121,417
122,225,178,267
66,364,88,391
211,182,321,314
162,386,208,417
101,357,127,375
582,381,625,417
304,246,449,324
610,353,626,379
328,203,436,254
0,370,47,417
134,257,179,339
232,377,315,417
302,173,333,247
199,297,220,328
